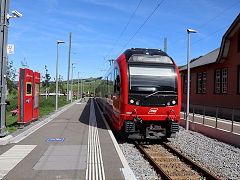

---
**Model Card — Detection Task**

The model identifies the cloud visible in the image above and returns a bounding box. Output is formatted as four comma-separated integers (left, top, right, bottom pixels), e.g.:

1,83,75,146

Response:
77,24,97,34
43,0,59,13
79,0,130,13
61,10,114,21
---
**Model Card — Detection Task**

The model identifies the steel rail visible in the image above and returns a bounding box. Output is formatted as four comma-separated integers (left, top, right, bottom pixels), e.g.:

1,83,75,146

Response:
134,141,171,179
134,141,221,180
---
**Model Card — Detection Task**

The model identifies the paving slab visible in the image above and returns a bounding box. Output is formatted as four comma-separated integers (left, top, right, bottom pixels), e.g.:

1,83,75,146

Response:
0,99,126,180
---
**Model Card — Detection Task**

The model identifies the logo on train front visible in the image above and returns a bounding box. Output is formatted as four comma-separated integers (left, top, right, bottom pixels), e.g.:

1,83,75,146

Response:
148,108,158,114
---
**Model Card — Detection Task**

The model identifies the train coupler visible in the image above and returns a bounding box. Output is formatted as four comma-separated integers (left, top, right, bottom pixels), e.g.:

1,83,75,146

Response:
146,125,166,139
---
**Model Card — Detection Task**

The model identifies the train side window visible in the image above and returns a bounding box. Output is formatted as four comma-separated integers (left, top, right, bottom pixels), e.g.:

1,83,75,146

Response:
114,67,120,94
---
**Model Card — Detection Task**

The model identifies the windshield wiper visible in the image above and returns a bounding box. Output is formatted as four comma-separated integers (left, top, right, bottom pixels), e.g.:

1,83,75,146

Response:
145,90,176,99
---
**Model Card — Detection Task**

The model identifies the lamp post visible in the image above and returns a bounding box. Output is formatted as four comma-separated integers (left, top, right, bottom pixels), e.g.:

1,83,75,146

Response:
71,62,76,103
81,78,82,99
186,29,197,131
56,40,65,111
66,32,71,101
0,2,22,137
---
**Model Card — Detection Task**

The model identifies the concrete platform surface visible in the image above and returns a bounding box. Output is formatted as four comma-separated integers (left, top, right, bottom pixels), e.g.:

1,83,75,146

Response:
0,98,134,180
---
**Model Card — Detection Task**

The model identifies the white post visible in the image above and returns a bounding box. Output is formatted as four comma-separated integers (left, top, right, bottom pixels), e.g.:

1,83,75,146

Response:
186,29,197,131
55,40,64,111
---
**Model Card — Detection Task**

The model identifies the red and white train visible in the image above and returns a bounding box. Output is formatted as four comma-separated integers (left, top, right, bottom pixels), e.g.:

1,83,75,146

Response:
96,48,181,139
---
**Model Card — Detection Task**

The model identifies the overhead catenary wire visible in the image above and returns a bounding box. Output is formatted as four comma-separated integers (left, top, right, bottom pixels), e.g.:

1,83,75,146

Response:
170,0,240,48
196,0,240,29
118,0,165,55
177,24,230,65
105,0,143,58
192,24,230,45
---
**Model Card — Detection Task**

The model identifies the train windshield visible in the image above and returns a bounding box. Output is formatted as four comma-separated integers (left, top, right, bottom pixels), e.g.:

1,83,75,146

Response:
129,65,177,94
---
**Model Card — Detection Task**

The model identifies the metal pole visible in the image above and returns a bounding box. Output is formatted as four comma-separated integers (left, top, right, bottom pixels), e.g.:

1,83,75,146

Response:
164,37,167,53
216,107,218,128
192,104,194,122
71,63,74,103
0,0,9,137
231,108,234,132
203,105,205,124
81,78,82,99
186,31,190,131
66,32,71,101
77,72,79,100
186,29,197,130
55,42,59,111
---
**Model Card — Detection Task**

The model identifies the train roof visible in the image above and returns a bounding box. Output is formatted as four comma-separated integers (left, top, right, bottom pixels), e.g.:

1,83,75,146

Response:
123,48,168,61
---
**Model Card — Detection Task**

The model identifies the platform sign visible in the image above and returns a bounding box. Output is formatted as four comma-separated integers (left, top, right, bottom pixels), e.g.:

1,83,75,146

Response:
7,44,14,54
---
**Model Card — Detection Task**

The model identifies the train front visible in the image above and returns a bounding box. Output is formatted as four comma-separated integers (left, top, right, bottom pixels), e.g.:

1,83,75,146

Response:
121,48,181,139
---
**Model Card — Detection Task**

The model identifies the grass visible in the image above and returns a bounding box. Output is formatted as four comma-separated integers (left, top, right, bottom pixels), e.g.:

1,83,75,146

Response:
5,96,71,133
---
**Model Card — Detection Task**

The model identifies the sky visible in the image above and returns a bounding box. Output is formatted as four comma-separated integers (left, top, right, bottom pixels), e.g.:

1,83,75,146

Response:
7,0,240,81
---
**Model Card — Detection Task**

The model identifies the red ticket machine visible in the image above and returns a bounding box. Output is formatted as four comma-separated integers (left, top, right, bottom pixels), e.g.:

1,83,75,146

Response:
18,68,34,124
32,72,40,120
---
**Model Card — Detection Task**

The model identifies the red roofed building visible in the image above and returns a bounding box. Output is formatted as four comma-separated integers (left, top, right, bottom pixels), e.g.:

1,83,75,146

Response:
179,13,240,119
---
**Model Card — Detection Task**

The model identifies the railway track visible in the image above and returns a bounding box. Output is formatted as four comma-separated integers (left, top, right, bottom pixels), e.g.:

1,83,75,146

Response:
134,141,220,180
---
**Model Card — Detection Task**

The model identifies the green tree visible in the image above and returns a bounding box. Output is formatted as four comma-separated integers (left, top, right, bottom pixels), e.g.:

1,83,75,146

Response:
58,75,65,94
6,61,17,93
42,65,51,88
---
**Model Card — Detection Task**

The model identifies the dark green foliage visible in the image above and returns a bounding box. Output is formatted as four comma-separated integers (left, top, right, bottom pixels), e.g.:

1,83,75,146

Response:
6,61,17,93
42,65,51,88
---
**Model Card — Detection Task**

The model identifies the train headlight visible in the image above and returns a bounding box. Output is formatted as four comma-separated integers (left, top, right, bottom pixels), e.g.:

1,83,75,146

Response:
167,102,170,106
130,99,134,104
136,101,140,106
172,100,176,105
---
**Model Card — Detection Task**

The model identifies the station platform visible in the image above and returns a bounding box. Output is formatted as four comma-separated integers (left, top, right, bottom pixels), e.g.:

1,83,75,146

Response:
0,98,135,180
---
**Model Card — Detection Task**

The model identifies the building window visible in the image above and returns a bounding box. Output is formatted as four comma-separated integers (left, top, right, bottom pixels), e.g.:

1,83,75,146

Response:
222,68,227,93
183,74,187,94
215,69,221,94
197,72,202,93
197,72,207,94
215,68,228,94
202,72,206,93
183,74,191,94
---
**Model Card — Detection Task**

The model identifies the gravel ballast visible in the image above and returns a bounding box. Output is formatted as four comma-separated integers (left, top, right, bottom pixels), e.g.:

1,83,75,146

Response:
168,127,240,180
118,140,159,180
118,127,240,180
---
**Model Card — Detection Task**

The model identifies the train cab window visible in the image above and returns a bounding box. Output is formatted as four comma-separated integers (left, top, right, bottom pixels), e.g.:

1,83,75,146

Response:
26,82,32,96
129,65,177,94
